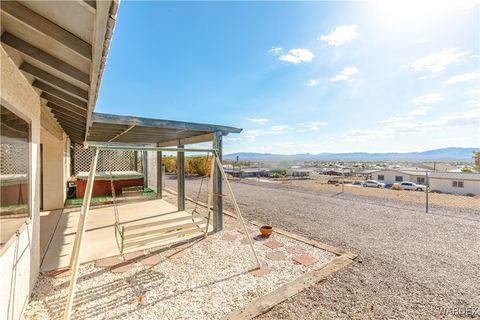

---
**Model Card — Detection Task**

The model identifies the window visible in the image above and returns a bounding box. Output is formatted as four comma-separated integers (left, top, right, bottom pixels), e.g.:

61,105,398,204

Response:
377,175,385,181
395,176,403,182
1,106,30,249
417,177,425,184
452,181,464,188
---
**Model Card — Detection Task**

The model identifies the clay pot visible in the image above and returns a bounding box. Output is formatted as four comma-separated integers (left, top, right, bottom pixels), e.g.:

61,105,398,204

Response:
259,226,273,237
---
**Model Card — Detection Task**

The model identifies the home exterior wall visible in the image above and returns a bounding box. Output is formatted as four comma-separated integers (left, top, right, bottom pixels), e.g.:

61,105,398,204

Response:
372,170,412,185
40,127,68,210
429,178,480,195
0,47,41,320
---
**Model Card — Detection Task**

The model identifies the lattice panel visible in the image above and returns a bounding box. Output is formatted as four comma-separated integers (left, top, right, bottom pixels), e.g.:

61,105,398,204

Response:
72,143,139,174
0,143,29,175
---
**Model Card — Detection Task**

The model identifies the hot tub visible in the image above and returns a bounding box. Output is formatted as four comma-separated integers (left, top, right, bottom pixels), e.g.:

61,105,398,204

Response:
75,171,144,198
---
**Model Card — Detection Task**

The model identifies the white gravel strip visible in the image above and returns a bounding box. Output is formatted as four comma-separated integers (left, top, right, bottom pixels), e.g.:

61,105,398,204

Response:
23,215,335,320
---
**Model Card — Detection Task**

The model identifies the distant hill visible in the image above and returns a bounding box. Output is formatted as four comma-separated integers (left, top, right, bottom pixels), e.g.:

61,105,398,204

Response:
224,147,479,161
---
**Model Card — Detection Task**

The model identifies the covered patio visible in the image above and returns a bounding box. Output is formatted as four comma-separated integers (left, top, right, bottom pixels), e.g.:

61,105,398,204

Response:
40,112,242,272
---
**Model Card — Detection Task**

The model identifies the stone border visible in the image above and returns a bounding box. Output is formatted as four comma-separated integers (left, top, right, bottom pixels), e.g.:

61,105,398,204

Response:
163,187,357,319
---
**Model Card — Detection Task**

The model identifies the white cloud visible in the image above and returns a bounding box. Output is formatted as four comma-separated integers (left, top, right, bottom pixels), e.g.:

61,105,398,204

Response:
330,67,359,82
242,130,263,141
271,125,288,132
345,109,479,141
248,118,269,124
411,93,443,105
300,122,328,130
408,106,430,116
443,70,480,85
319,25,358,46
306,79,319,87
406,48,470,74
467,86,480,95
279,48,313,64
269,47,282,55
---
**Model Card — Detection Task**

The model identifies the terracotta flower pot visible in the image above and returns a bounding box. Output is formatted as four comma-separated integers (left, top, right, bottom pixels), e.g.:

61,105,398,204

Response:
260,225,273,237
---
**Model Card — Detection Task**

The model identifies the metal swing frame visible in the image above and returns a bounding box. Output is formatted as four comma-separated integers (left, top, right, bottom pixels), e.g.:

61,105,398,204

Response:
63,144,261,320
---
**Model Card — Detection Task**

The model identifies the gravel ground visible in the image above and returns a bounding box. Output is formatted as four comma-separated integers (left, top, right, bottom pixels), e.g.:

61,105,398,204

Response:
24,210,335,320
166,176,480,319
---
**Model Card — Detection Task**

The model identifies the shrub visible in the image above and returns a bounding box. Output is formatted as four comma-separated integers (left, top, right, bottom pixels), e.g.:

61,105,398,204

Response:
465,193,475,197
163,156,177,173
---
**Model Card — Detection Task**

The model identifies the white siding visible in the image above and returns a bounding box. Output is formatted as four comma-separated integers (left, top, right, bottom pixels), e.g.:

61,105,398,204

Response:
429,178,480,195
371,170,412,185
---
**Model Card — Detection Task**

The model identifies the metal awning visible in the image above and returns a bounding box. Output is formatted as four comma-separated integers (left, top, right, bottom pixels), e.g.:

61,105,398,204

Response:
86,112,242,146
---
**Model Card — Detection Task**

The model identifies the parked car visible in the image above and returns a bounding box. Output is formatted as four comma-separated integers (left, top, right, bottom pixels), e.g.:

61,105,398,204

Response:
361,180,386,188
396,181,427,191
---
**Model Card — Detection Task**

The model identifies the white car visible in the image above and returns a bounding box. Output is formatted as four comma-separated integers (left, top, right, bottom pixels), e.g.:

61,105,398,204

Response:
397,181,426,191
361,180,386,188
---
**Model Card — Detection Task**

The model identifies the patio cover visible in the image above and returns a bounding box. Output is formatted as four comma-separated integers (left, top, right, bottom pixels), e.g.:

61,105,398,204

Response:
86,112,242,146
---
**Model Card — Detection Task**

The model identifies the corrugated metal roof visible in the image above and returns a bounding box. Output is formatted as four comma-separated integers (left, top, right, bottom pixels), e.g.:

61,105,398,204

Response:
86,112,242,145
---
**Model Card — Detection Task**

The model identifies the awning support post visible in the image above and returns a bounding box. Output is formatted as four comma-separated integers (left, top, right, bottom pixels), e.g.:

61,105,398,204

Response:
156,144,162,199
177,143,185,211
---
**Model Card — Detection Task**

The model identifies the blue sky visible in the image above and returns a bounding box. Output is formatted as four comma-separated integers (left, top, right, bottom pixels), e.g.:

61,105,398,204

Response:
96,1,480,154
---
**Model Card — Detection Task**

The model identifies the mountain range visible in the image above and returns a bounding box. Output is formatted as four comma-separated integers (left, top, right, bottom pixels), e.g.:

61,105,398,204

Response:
224,147,478,161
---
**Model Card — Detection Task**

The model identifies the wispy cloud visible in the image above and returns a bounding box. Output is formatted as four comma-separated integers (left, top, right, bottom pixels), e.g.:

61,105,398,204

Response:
411,93,443,104
241,125,288,141
443,70,480,85
319,25,358,46
248,117,269,124
330,67,359,82
279,48,314,64
405,48,470,74
306,79,319,87
299,122,328,130
269,47,282,55
271,125,288,132
408,106,430,116
345,109,479,141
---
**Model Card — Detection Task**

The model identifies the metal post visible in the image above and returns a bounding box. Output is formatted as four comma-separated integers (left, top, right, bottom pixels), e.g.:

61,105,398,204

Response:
177,143,185,211
341,167,345,193
64,147,99,320
212,131,223,231
425,171,429,213
156,145,162,199
142,151,148,188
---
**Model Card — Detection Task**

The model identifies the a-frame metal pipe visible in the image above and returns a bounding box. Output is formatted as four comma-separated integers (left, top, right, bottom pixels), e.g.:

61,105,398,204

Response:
212,131,223,231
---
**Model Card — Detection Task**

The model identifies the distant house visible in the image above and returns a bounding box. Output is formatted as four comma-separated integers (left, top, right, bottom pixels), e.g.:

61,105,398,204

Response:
368,169,429,185
417,162,458,172
429,172,480,195
287,168,313,177
223,166,270,178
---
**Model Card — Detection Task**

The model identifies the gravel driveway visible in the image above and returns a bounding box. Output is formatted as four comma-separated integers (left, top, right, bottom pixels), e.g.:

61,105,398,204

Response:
165,176,480,319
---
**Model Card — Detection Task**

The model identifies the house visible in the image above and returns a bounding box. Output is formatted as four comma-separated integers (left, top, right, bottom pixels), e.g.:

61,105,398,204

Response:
416,162,458,172
223,166,270,178
0,2,241,319
287,168,313,177
428,172,480,195
368,169,429,185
